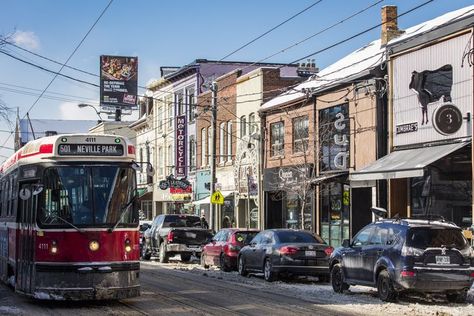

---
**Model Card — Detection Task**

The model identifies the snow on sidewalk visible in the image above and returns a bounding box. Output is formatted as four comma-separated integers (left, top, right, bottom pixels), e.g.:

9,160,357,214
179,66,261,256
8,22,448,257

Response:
144,259,474,316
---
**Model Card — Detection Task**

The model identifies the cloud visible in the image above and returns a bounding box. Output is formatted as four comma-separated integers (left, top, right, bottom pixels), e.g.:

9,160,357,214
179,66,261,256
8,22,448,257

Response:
58,102,101,120
12,30,40,50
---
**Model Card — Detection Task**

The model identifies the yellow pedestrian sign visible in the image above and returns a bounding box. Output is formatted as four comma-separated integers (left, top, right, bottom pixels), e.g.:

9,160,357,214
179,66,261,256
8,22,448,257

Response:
211,191,224,205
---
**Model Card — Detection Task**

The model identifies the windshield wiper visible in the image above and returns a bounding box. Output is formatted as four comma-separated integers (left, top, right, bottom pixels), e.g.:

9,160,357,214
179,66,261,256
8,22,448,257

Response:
108,194,138,233
51,214,85,234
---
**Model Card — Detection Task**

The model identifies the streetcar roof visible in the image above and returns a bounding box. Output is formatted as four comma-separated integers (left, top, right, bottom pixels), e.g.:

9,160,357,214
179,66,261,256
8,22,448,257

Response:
0,134,136,175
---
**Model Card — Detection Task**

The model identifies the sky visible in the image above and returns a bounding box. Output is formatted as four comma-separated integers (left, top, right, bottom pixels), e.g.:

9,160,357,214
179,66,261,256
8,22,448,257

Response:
0,0,473,161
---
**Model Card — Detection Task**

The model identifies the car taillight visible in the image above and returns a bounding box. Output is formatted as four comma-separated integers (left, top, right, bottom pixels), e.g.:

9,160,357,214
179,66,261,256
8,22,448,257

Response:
167,231,174,243
280,246,299,255
401,245,424,257
400,270,415,277
324,246,334,256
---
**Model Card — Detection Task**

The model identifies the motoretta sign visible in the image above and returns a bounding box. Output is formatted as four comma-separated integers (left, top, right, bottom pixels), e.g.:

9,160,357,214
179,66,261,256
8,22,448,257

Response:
175,115,187,177
100,55,138,108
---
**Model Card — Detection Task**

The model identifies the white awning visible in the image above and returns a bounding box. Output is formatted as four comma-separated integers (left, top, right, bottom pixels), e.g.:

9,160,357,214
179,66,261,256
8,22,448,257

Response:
191,191,234,205
310,171,348,185
350,141,469,182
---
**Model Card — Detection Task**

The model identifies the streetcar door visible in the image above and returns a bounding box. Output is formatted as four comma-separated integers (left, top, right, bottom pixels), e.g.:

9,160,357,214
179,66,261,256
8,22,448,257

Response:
16,183,38,295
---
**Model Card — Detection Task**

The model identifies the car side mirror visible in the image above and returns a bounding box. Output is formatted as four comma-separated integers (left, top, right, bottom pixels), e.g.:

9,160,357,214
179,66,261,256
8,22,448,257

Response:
342,239,351,248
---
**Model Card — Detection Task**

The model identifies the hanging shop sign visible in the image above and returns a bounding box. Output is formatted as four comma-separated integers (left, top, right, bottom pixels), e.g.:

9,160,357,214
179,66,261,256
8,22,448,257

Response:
159,175,191,190
100,55,138,108
175,115,187,178
263,164,313,191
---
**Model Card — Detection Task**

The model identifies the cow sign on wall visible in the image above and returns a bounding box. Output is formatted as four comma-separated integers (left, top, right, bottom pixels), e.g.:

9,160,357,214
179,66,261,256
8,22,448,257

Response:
393,33,471,147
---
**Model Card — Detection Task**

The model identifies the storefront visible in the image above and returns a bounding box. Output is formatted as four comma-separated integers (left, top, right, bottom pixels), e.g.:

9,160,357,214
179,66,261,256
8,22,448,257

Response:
263,164,314,230
351,31,473,231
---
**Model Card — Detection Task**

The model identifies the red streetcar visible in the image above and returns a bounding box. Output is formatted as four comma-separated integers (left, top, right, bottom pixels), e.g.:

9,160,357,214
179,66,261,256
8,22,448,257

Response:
0,134,140,300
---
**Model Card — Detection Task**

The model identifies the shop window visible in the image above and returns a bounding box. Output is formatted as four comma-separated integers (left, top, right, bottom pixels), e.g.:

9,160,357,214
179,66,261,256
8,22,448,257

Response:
319,104,349,171
320,181,350,247
293,116,309,153
270,121,284,157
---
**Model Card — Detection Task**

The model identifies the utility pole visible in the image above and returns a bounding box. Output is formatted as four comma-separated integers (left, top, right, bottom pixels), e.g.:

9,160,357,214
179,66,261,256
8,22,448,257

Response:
210,81,218,231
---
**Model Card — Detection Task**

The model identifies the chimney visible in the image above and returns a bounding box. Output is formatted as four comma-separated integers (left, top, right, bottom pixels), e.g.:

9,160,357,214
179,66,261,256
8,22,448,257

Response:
381,5,404,45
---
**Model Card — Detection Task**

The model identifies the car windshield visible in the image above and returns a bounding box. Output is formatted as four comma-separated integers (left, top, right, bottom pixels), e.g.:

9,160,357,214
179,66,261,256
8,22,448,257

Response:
39,166,137,227
276,231,324,244
162,216,201,228
234,231,258,245
406,227,468,249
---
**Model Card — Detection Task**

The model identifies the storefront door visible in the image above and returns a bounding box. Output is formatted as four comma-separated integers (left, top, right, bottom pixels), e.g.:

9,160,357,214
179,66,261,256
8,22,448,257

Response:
319,181,350,247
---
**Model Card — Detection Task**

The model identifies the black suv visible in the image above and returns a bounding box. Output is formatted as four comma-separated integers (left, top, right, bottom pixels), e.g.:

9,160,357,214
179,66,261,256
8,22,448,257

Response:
330,217,474,302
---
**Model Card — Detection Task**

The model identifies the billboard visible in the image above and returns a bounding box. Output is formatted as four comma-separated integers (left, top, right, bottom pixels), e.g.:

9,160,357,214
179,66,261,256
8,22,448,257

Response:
100,55,138,108
175,115,187,178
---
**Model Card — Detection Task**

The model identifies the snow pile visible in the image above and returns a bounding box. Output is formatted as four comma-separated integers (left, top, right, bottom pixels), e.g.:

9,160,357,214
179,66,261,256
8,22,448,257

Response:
144,260,474,316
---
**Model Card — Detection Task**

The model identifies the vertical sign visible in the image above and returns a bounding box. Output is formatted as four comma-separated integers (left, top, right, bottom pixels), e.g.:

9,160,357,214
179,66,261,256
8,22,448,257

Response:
319,103,349,172
100,55,138,108
176,115,187,177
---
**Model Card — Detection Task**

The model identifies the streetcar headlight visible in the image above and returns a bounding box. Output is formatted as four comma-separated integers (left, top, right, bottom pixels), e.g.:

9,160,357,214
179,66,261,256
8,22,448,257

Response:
89,240,100,252
50,240,58,254
125,239,132,253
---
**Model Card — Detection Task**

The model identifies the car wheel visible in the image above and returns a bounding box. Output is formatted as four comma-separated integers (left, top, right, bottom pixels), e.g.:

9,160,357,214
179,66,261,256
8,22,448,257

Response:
238,256,248,276
219,254,231,272
264,258,277,282
446,290,467,303
181,254,192,262
331,263,349,293
159,242,169,263
141,243,151,260
201,253,209,269
377,270,398,302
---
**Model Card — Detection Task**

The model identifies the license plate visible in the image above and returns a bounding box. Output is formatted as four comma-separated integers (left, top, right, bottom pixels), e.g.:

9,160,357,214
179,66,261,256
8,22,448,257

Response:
305,250,316,257
435,256,450,264
185,232,197,238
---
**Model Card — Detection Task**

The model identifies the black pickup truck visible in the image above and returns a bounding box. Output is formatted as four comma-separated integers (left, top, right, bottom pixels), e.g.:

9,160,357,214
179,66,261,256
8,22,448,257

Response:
141,214,213,263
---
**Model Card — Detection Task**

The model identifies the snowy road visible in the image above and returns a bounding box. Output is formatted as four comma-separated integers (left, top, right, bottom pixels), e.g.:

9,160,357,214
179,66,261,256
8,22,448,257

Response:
0,258,474,315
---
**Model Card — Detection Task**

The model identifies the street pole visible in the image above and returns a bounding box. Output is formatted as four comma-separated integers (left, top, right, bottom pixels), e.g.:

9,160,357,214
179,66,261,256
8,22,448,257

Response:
210,81,218,231
247,172,251,229
115,107,122,121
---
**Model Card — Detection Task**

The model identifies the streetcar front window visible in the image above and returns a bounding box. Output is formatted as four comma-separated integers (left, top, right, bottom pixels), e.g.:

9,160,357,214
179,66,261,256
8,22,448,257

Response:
39,166,137,227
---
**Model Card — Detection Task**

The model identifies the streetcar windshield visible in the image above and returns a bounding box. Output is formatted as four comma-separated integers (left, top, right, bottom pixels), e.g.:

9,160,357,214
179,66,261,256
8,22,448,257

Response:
39,166,138,227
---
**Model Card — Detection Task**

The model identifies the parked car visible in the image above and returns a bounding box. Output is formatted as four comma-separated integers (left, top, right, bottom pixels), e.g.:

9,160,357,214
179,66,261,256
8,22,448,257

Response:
201,228,259,271
329,216,474,302
141,214,213,263
238,229,333,282
139,220,153,253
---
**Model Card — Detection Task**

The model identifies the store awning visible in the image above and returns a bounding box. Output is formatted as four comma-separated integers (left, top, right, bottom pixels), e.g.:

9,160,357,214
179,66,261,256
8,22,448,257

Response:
191,191,234,205
310,171,348,185
350,141,469,182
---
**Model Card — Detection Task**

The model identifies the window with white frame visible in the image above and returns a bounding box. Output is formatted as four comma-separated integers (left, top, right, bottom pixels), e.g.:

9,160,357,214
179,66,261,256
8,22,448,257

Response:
167,144,173,175
166,96,173,129
227,121,232,162
176,91,184,115
293,116,309,153
249,112,256,135
208,127,212,166
270,121,284,157
219,122,225,164
240,115,247,138
158,146,163,175
158,104,163,132
201,128,206,167
186,86,195,122
189,135,196,171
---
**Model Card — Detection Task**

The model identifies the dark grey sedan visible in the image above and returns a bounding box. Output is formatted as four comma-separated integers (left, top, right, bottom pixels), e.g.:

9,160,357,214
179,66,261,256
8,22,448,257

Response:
238,229,333,282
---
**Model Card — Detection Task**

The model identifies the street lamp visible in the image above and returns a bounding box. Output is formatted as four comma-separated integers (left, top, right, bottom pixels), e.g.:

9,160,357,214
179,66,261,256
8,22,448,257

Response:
77,103,103,122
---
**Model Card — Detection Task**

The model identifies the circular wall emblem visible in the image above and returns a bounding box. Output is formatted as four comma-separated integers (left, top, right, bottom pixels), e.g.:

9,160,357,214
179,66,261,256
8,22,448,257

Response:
432,103,463,136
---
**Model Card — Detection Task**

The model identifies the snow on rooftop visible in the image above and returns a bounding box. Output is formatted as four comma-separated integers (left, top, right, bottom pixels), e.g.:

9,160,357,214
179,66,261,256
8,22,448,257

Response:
261,4,474,112
389,5,474,46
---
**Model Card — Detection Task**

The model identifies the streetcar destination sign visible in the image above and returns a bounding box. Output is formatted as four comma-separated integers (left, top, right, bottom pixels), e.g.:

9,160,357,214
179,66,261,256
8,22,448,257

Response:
58,144,124,156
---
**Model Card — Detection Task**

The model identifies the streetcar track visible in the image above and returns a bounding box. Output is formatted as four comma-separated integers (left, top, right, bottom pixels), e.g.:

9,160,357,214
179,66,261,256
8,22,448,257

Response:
139,271,248,316
140,264,342,315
